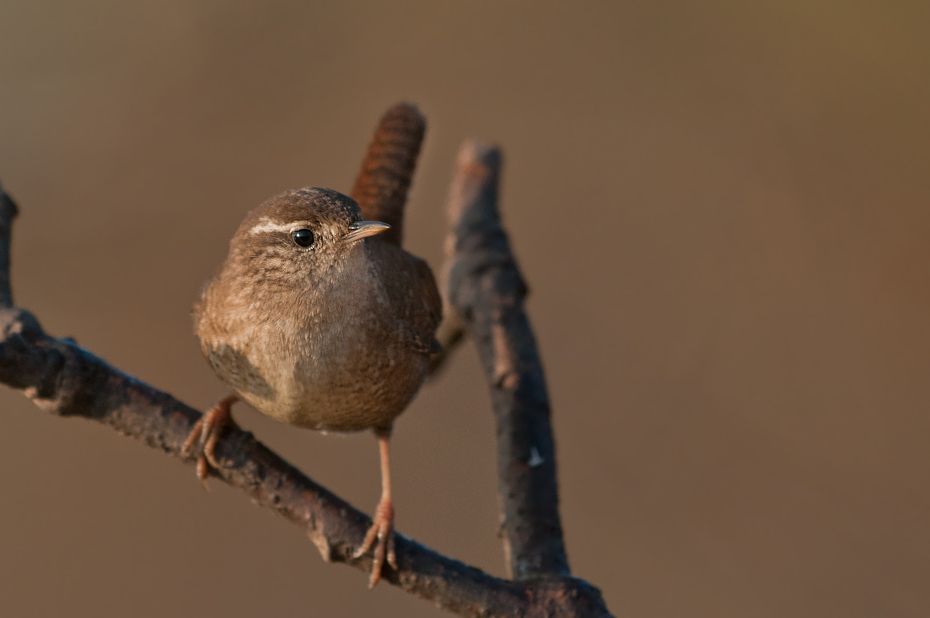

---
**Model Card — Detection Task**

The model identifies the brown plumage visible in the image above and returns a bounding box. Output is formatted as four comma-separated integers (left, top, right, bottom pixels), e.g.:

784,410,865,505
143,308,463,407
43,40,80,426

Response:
350,103,426,246
184,187,441,586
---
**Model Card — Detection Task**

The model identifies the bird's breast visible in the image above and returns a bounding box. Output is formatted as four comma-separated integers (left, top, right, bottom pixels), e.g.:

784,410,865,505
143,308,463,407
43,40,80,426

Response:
197,249,430,433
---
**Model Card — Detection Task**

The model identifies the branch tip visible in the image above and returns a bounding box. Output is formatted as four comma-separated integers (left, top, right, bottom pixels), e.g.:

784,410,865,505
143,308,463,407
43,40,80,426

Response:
0,183,18,309
445,139,571,580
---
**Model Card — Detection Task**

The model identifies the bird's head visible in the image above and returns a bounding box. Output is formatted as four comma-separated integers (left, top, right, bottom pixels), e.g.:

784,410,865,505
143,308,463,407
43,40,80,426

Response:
224,187,389,293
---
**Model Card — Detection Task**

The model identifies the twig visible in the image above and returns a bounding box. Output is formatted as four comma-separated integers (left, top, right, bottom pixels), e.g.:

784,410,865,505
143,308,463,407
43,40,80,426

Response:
445,142,570,579
428,306,466,375
0,182,16,309
429,165,474,374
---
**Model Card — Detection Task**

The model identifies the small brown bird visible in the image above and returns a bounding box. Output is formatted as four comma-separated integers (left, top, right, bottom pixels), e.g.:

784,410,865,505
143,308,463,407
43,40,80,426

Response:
183,187,441,587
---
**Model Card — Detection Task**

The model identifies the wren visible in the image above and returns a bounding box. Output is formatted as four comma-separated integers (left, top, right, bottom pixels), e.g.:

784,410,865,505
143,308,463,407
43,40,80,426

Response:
183,187,441,587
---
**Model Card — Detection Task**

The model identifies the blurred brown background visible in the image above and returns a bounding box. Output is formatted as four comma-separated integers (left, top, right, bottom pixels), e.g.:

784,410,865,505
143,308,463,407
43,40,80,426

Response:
1,1,928,616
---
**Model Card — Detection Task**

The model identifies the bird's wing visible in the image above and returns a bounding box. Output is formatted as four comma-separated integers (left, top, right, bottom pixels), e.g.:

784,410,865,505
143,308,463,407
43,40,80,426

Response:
369,240,442,355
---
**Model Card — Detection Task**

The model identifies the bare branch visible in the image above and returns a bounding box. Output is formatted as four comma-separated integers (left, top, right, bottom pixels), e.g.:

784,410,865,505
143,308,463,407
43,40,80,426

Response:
429,201,469,375
429,305,466,375
0,302,547,617
350,102,426,246
0,181,17,309
445,142,571,580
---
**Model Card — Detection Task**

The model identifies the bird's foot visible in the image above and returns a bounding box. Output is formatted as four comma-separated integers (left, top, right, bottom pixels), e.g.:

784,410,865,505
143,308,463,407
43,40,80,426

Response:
353,497,396,588
181,394,239,489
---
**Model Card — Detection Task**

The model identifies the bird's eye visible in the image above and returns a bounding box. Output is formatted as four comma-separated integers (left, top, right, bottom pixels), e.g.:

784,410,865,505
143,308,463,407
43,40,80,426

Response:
292,229,315,247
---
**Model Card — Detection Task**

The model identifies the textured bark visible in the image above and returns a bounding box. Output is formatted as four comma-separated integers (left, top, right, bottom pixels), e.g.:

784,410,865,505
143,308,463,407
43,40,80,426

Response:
445,142,570,580
0,118,611,617
0,301,526,616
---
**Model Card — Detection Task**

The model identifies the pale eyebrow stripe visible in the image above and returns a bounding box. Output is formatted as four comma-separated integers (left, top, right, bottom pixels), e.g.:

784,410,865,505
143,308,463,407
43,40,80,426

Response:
248,219,299,235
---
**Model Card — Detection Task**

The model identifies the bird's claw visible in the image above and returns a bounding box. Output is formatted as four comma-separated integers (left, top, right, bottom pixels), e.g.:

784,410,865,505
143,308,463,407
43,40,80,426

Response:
353,498,396,587
181,394,239,489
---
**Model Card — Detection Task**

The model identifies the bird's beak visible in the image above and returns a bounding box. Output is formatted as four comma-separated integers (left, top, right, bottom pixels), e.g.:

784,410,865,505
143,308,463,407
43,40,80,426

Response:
343,220,391,244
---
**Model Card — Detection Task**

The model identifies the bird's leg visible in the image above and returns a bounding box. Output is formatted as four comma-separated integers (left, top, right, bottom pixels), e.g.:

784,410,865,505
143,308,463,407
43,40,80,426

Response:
181,393,240,488
353,427,397,588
